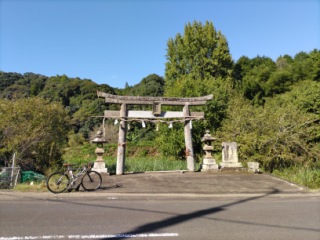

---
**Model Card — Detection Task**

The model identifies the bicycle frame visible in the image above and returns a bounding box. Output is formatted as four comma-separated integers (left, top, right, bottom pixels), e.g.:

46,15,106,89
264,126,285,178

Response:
66,165,87,188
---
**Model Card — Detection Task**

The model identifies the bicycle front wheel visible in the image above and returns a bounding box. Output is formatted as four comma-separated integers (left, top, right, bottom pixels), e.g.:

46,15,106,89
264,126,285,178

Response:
47,172,69,194
81,171,102,191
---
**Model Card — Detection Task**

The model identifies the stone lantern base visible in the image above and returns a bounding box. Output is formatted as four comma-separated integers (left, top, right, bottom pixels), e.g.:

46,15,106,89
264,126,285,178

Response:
92,161,108,173
201,158,219,171
92,147,108,173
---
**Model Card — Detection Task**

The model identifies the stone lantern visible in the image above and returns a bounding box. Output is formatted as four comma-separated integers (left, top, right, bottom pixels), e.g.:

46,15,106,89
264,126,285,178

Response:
201,130,219,171
91,130,108,173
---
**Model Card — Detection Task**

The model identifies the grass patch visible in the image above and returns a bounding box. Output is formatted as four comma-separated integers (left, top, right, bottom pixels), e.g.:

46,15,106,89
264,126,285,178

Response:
62,142,198,174
62,142,159,166
14,180,47,192
273,167,320,189
98,156,201,174
123,157,200,173
63,144,97,166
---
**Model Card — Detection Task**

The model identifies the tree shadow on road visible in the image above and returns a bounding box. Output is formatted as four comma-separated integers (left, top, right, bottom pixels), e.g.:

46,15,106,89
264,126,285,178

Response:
102,189,281,239
2,188,319,239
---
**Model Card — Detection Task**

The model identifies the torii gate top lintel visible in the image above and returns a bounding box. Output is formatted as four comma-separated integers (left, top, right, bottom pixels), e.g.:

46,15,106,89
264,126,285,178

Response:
97,91,213,106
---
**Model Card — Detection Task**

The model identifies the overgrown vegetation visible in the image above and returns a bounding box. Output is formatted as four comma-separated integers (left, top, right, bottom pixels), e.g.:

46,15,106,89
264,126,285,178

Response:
14,181,47,192
0,21,319,189
0,98,70,173
63,142,192,174
272,167,320,190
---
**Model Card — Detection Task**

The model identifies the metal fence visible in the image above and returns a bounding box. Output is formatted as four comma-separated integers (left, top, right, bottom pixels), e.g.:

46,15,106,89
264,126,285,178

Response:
0,167,21,189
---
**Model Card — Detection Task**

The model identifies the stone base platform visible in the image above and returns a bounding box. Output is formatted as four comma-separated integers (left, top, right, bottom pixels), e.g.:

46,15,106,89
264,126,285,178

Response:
92,161,108,174
201,164,219,172
201,158,219,172
219,167,247,172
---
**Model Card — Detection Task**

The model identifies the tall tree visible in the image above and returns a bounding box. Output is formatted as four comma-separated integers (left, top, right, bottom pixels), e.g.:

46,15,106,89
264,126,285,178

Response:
159,21,234,159
164,21,234,130
164,21,233,97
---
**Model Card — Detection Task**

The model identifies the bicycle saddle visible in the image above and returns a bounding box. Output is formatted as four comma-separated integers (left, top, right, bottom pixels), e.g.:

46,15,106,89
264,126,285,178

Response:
63,163,75,166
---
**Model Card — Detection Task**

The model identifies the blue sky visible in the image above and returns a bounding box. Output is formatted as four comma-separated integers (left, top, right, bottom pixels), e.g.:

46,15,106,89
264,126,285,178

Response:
1,0,319,89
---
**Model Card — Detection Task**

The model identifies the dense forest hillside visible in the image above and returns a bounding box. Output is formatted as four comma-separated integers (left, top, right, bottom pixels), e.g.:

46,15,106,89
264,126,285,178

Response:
1,49,319,167
0,21,319,188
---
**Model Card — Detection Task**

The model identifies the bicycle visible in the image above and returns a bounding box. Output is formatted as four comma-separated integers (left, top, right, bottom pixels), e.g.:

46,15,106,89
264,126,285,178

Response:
46,162,102,194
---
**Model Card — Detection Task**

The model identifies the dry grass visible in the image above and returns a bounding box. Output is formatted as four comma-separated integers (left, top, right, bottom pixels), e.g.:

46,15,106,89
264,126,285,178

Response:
14,180,47,192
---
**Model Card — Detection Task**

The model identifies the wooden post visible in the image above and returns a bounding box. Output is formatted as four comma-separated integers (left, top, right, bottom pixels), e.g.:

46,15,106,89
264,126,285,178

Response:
183,104,195,171
116,103,127,175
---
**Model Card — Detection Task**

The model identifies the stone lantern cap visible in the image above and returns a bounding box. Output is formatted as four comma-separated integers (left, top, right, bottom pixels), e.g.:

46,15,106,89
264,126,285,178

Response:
91,130,108,144
201,130,217,143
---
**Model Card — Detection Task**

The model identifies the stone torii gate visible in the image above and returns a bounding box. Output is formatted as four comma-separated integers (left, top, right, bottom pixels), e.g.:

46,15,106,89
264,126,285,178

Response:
97,91,213,175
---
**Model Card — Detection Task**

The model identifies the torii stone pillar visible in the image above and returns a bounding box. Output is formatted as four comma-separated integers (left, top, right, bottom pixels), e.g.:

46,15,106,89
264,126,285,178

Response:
116,103,127,175
183,104,195,171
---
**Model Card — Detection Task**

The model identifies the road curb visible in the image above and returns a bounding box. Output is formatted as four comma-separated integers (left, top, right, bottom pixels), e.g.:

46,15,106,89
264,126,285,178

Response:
1,191,320,201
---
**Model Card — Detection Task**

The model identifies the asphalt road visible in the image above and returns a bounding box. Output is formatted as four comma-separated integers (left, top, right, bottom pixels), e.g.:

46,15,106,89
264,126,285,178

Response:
1,194,319,240
1,172,319,239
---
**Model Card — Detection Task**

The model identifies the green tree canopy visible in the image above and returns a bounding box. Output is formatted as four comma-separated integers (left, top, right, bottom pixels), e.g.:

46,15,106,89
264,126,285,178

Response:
123,74,164,97
234,50,320,104
0,72,48,99
165,21,233,97
0,98,70,173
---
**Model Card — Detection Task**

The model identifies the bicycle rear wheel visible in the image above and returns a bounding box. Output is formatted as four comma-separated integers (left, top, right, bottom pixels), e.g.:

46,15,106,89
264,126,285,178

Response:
81,171,102,191
47,172,69,194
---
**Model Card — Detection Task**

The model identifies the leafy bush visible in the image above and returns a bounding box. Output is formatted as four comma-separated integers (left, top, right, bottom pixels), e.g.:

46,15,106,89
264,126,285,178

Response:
155,123,186,159
0,98,70,173
217,92,320,172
